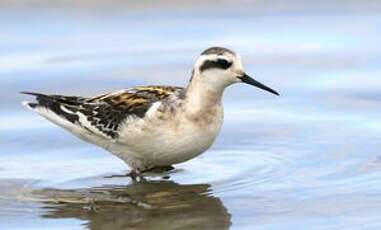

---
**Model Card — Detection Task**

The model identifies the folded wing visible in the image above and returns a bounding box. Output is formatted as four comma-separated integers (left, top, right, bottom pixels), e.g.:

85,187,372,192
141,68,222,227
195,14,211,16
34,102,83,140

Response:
21,86,184,139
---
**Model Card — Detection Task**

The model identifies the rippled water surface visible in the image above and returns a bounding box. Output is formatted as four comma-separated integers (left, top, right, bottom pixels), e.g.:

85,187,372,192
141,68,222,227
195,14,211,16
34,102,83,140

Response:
1,2,381,229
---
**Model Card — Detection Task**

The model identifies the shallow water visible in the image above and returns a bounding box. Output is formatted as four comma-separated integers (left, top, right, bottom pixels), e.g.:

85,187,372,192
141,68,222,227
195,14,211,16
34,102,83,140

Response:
1,2,381,229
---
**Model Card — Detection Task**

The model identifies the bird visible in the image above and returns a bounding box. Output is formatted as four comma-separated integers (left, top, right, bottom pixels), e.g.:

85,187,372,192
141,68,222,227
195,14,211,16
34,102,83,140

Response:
21,47,279,179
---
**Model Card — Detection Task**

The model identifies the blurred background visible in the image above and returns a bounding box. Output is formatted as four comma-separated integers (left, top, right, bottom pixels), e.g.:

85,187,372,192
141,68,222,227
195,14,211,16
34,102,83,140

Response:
1,1,381,229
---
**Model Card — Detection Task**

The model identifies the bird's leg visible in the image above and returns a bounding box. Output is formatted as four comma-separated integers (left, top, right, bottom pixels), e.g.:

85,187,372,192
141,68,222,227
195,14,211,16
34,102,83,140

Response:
104,173,127,178
105,166,173,180
128,169,144,182
105,169,145,181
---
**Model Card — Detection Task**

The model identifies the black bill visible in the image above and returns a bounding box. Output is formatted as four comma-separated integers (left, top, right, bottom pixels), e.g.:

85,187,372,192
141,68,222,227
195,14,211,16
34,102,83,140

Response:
239,73,279,96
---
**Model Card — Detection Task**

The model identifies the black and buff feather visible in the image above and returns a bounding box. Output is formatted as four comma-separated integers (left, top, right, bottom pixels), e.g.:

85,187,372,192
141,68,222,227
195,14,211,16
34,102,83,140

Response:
21,86,184,138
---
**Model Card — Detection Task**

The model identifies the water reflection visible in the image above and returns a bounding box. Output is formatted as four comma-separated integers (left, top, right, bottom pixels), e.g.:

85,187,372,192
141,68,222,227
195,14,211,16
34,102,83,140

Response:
37,180,231,230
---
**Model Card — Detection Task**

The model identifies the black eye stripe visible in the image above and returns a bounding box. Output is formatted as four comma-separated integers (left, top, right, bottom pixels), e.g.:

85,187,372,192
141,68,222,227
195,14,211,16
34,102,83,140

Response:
199,59,232,72
216,59,230,68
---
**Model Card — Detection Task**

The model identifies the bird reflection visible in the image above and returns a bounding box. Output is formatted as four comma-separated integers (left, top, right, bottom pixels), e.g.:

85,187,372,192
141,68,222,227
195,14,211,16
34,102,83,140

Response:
37,180,231,230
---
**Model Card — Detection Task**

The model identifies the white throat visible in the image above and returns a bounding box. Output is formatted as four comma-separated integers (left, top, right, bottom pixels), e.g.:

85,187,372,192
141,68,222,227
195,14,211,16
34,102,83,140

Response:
184,72,226,115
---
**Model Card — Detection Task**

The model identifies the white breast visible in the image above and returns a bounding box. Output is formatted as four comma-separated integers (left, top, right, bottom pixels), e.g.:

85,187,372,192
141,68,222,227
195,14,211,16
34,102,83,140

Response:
116,103,224,167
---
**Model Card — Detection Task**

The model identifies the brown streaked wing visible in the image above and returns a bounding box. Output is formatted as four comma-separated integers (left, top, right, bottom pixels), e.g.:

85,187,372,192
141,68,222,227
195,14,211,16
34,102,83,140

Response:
78,86,184,138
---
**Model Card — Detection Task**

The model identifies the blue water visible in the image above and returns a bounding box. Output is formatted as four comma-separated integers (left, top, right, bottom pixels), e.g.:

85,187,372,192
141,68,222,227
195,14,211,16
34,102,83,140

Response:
1,2,381,229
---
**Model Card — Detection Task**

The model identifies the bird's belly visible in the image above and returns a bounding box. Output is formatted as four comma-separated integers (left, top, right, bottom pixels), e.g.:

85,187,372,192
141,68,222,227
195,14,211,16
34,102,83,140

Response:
150,126,218,165
119,114,223,167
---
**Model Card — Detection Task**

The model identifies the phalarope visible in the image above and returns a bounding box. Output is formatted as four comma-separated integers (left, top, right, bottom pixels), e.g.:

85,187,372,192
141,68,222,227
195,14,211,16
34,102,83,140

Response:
22,47,279,178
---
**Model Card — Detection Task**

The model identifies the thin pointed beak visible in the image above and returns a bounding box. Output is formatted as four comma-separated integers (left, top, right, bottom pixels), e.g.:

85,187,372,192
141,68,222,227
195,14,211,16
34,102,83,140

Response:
238,73,279,96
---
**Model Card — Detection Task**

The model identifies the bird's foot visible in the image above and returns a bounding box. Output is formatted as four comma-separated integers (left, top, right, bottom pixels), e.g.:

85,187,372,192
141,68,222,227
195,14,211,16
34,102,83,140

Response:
128,170,146,182
105,170,145,182
105,166,174,181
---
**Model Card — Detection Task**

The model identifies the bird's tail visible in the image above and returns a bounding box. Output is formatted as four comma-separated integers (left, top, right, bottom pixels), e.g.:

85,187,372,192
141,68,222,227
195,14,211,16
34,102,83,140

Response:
21,91,49,110
21,91,80,129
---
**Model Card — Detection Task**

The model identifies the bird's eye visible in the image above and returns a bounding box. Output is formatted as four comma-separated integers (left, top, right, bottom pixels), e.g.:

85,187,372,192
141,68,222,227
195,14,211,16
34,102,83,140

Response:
216,59,232,69
199,58,232,72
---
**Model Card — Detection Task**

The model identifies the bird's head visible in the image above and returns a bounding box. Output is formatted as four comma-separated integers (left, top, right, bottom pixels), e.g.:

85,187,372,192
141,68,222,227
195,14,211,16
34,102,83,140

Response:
192,47,279,96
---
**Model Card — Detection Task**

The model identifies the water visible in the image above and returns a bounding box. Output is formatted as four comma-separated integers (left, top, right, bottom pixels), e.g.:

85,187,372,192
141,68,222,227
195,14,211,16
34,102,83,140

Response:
1,2,381,229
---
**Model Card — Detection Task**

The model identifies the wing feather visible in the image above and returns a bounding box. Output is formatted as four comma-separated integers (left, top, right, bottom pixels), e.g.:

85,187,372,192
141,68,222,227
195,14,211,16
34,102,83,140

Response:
22,86,184,139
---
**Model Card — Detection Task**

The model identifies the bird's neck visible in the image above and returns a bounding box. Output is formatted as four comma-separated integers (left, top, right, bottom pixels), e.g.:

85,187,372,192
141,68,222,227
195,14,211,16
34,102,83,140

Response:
184,78,224,115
